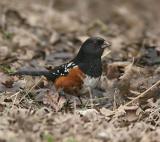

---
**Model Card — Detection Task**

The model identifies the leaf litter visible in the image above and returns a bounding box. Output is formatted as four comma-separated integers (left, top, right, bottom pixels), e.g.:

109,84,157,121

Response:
0,0,160,142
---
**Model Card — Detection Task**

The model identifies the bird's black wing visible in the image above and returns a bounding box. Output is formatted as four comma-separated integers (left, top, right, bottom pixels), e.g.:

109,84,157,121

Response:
46,62,77,81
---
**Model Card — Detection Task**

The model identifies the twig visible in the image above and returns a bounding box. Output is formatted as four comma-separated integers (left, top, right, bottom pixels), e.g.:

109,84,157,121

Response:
130,90,141,95
8,91,20,99
89,96,110,101
125,80,160,106
102,50,111,59
19,77,43,103
11,91,20,109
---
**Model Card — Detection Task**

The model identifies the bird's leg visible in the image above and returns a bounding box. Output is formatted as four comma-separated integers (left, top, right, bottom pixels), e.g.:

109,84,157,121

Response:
58,90,66,101
58,90,73,109
77,95,83,105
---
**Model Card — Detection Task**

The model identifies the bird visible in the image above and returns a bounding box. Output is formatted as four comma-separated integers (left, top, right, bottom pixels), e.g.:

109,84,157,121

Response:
12,37,111,100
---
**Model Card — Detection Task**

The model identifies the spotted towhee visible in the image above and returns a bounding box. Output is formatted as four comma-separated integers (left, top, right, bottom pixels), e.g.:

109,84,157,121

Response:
12,37,111,98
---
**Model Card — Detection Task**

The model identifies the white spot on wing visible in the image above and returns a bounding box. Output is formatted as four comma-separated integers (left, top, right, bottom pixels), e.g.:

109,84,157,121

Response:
67,62,73,67
73,65,78,68
51,62,77,77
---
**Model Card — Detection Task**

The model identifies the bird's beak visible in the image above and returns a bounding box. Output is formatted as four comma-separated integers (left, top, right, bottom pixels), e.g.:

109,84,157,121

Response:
101,41,111,49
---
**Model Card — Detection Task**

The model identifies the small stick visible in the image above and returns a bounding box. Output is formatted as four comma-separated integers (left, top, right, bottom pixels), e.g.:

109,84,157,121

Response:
125,80,160,106
11,91,20,109
19,77,43,103
102,50,111,59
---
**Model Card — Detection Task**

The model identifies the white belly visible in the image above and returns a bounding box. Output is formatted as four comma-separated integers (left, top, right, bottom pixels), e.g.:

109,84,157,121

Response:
83,76,100,88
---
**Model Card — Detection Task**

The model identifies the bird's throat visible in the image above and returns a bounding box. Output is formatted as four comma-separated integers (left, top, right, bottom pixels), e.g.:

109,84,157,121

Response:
74,57,102,77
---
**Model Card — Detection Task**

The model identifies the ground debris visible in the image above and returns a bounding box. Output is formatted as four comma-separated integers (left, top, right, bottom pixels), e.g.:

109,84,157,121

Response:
0,0,160,141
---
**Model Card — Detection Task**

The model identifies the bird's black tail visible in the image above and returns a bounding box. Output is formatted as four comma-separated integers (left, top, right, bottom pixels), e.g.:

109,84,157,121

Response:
11,70,55,80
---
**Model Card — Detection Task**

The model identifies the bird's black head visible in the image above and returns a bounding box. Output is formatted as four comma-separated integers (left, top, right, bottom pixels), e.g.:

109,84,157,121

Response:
74,37,111,62
73,36,111,77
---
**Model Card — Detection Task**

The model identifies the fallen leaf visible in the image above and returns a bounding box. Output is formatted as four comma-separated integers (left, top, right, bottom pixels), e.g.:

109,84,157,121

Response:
106,64,124,79
125,110,138,122
100,107,114,117
77,109,99,122
2,79,14,88
115,105,126,117
43,91,66,112
0,46,10,61
0,104,5,112
124,105,138,122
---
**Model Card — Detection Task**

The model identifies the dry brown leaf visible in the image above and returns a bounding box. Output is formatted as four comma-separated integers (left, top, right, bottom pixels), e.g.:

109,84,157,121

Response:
49,31,60,44
124,105,139,122
1,79,14,88
115,105,126,117
77,109,99,122
0,46,10,61
123,105,139,111
106,64,124,79
12,28,39,47
18,50,35,60
77,36,89,43
0,103,5,112
119,62,134,81
114,105,139,122
100,107,114,117
126,111,138,122
43,92,66,112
